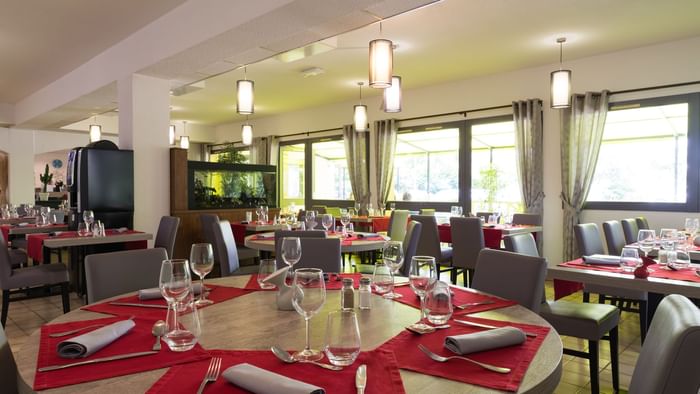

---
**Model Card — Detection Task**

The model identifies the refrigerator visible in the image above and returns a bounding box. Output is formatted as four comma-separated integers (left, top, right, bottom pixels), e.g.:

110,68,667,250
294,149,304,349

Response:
66,140,134,229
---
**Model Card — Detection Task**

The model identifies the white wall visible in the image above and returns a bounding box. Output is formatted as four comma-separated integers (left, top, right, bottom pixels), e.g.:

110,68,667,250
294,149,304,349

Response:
215,36,700,263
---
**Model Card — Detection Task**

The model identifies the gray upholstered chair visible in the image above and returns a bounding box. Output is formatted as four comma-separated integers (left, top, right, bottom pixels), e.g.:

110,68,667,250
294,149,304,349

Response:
602,220,626,256
399,220,422,277
503,233,539,257
49,210,65,224
449,217,484,286
1,322,32,393
286,238,341,272
635,216,650,230
511,213,542,226
200,214,219,245
212,220,243,277
154,216,180,258
274,230,326,268
85,248,168,304
471,248,547,313
621,218,640,245
411,215,453,281
386,209,410,243
628,294,700,394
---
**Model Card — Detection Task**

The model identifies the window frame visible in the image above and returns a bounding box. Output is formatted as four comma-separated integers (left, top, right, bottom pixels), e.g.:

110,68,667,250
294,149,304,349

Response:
584,92,700,212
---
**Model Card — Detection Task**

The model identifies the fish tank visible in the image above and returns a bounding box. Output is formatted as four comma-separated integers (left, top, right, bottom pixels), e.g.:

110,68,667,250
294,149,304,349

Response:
188,161,277,209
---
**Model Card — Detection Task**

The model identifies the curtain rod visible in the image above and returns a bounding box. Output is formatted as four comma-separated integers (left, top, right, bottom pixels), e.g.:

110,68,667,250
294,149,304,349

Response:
396,103,516,123
610,80,700,96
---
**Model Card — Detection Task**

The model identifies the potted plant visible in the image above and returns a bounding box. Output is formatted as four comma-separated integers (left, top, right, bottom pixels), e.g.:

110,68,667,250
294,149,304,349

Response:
38,164,53,201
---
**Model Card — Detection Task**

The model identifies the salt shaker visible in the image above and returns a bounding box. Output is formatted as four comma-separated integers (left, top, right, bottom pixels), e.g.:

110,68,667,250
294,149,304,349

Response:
359,277,371,310
340,278,355,311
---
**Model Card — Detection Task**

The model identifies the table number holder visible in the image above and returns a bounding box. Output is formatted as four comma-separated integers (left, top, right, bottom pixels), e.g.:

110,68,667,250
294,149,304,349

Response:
262,266,294,310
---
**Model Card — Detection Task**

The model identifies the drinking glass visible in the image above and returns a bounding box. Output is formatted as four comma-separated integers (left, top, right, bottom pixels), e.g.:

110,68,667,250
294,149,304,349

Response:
262,205,269,223
487,214,497,225
389,203,396,211
619,247,642,273
281,237,302,271
340,212,351,231
190,243,214,306
669,248,690,270
305,210,317,230
321,214,334,232
381,241,404,299
372,262,393,296
245,211,253,223
354,202,361,214
163,291,201,352
346,222,354,236
409,256,437,322
40,207,50,226
685,218,698,235
637,229,656,257
257,258,277,289
324,311,361,366
659,228,677,250
291,268,326,361
82,210,94,232
77,222,90,237
159,259,197,351
424,280,453,324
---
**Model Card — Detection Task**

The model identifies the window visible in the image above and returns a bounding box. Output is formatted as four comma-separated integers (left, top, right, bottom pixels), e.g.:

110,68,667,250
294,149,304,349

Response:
311,140,352,200
587,93,700,211
279,143,305,210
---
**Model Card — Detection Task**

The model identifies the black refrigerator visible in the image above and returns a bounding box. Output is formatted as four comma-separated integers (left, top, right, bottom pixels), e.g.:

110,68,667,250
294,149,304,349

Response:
66,140,134,229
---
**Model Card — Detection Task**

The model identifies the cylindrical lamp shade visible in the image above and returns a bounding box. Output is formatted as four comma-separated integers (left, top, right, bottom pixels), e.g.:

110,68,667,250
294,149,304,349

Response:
237,79,254,114
241,124,253,145
368,39,393,88
383,76,402,113
179,135,190,149
550,69,572,109
168,125,176,145
89,124,101,142
353,105,368,132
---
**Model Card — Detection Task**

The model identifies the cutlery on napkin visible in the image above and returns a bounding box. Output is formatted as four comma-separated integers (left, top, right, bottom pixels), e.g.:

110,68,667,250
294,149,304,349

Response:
223,363,325,394
57,319,135,358
444,326,526,355
454,319,537,338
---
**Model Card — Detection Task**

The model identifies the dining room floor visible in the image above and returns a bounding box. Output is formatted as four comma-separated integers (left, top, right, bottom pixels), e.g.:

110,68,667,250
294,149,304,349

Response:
3,266,640,394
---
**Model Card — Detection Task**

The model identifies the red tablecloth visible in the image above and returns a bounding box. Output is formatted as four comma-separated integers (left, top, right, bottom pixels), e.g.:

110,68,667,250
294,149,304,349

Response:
377,316,551,392
146,348,405,394
229,222,248,245
27,230,147,263
438,223,507,248
0,223,64,244
391,285,518,314
244,272,363,291
34,316,209,391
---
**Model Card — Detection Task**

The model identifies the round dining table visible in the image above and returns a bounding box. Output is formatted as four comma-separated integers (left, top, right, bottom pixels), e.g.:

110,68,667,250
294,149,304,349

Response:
244,232,390,254
16,275,563,393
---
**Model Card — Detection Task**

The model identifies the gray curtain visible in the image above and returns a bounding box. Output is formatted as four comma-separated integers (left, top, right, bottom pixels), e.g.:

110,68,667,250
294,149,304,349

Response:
374,119,397,209
250,137,267,164
513,99,545,215
560,90,610,261
343,124,368,206
268,136,280,166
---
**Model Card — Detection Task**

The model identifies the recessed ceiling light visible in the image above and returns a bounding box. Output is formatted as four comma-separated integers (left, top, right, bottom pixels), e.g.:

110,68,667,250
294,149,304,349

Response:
301,67,325,78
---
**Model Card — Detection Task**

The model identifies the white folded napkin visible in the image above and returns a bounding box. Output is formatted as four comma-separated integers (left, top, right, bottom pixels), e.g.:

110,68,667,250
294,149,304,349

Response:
444,326,525,355
583,254,621,266
137,283,204,300
115,227,128,233
223,363,325,394
57,319,135,358
17,222,30,227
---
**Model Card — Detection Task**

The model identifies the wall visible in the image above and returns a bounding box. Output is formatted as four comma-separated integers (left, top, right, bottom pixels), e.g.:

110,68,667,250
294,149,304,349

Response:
34,150,70,190
215,36,700,263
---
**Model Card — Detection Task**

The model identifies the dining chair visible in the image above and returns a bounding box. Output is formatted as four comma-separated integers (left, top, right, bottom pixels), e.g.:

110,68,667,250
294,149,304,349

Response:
621,218,640,245
449,217,484,287
411,215,453,282
628,294,700,393
287,238,342,272
1,322,32,393
399,220,422,277
212,220,249,277
49,210,65,224
274,230,327,268
154,216,180,258
635,216,650,230
84,247,168,304
0,234,28,269
311,205,327,214
503,233,539,257
386,209,410,243
201,213,257,265
511,213,541,226
602,220,626,256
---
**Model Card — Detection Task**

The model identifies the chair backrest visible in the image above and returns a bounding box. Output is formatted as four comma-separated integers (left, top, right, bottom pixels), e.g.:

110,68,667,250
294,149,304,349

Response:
200,214,219,244
274,230,327,267
411,215,441,259
50,210,65,224
419,208,435,216
636,216,650,230
472,249,547,313
0,235,13,288
154,216,180,258
85,248,168,304
450,217,484,270
504,233,539,257
574,223,605,256
602,220,627,256
621,218,640,245
280,238,341,272
400,220,422,276
311,205,327,214
512,213,542,226
387,210,410,243
212,220,240,276
475,212,494,221
0,323,20,392
629,294,700,394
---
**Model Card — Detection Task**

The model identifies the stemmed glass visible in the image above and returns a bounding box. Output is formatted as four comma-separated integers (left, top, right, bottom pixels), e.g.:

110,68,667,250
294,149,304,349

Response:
354,202,361,214
291,268,326,361
637,229,656,258
340,212,351,235
83,210,94,233
256,206,263,224
159,259,197,351
409,256,437,329
189,243,214,306
305,211,317,230
381,241,404,299
281,237,302,272
321,214,334,233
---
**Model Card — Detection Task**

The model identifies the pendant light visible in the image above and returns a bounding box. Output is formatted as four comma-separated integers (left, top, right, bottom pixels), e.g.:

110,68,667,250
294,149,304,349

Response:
168,125,176,145
237,66,254,115
368,22,393,88
89,116,101,142
550,37,572,109
383,75,402,113
353,82,368,132
180,121,190,149
242,116,253,146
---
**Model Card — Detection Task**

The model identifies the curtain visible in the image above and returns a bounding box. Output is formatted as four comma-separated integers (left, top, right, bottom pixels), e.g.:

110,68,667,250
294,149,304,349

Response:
250,137,267,164
513,99,545,215
374,119,397,209
268,136,280,166
343,124,369,207
560,90,610,261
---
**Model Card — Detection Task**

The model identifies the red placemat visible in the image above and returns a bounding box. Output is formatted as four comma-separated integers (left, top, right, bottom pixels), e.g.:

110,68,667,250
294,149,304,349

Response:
560,259,700,282
34,316,210,391
438,224,451,243
1,224,11,241
243,273,364,291
438,224,505,248
27,230,147,263
391,285,518,314
146,348,405,394
82,285,253,319
371,216,390,233
230,223,247,244
341,235,385,245
377,316,551,392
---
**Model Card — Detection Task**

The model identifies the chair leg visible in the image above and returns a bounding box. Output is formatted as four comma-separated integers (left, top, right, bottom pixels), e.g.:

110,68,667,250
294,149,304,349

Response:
1,290,9,328
610,326,620,393
583,292,590,303
462,270,468,288
436,264,442,280
60,283,70,313
598,294,606,304
639,300,648,344
450,268,457,284
588,339,600,394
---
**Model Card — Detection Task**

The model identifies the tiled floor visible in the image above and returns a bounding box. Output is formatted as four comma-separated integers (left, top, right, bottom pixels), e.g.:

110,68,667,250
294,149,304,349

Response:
2,269,640,393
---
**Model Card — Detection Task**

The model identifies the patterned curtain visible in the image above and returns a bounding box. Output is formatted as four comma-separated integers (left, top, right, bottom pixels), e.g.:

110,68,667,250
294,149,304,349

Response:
513,99,545,215
374,119,397,209
343,124,368,206
560,90,610,261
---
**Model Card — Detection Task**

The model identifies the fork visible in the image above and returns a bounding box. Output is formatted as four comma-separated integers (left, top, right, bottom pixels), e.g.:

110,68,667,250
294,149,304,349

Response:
417,344,511,374
196,357,222,394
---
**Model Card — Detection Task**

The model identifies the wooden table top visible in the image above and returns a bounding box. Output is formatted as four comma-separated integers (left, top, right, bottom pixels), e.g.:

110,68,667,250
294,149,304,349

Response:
0,216,36,225
244,232,390,253
15,275,563,393
42,232,153,248
6,224,69,235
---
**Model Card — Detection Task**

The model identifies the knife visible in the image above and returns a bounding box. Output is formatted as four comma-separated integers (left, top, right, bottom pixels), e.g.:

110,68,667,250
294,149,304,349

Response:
355,364,367,394
454,319,537,338
38,351,158,372
108,302,168,309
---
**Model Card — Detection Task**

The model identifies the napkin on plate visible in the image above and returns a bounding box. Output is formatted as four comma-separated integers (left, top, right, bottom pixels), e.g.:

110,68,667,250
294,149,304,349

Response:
57,319,135,358
444,326,525,355
137,283,203,300
582,254,621,266
223,363,325,394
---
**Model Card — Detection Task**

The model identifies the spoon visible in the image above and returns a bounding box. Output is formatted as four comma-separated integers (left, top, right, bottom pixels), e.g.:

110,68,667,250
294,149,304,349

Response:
270,345,343,371
151,320,166,351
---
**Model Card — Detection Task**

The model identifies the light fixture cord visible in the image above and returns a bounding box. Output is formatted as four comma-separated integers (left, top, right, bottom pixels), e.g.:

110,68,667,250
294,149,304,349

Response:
359,84,363,103
559,42,563,69
244,66,247,81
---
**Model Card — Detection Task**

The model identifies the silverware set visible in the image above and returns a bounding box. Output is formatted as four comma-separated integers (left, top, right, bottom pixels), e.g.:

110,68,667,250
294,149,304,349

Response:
196,357,222,394
418,344,511,374
454,300,495,310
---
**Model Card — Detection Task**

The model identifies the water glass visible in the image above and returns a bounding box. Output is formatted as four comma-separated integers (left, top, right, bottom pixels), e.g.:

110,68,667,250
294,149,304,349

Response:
77,222,90,237
487,214,498,225
292,268,326,361
389,203,396,211
82,210,94,231
669,249,690,270
281,237,302,271
257,259,277,289
637,229,656,257
340,212,351,229
619,247,642,273
190,243,214,306
245,211,252,222
324,311,361,366
159,259,197,351
659,228,677,250
163,291,201,352
409,256,437,320
424,280,453,324
372,262,393,296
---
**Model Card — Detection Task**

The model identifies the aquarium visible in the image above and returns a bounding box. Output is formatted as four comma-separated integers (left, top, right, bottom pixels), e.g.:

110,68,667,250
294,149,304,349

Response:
188,161,277,209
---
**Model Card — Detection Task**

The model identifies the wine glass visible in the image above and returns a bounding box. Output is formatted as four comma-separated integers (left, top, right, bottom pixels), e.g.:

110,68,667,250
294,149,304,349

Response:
281,237,302,271
305,210,317,230
321,214,334,233
255,206,263,223
291,268,326,361
354,202,361,214
637,229,656,258
159,259,193,350
340,212,351,235
189,243,214,306
381,241,404,299
409,256,437,327
324,311,361,366
372,262,393,296
83,210,94,232
619,247,642,273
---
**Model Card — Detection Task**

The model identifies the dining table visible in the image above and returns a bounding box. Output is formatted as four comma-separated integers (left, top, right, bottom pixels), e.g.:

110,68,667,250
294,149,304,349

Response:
0,216,37,225
0,223,69,244
15,274,563,393
244,231,390,254
438,223,543,249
